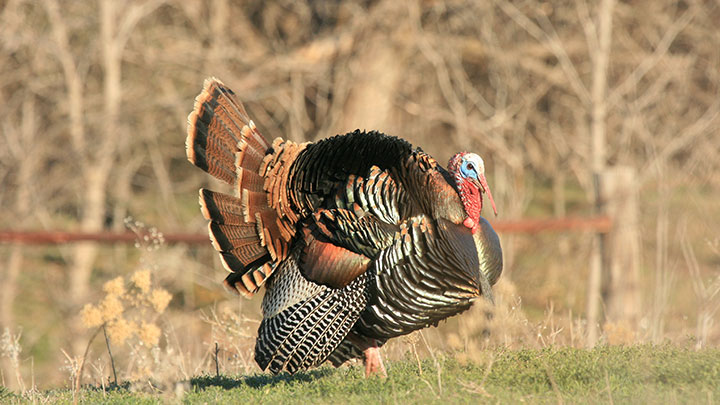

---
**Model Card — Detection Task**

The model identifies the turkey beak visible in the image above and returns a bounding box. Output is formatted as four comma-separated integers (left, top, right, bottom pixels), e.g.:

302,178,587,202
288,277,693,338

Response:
477,174,498,216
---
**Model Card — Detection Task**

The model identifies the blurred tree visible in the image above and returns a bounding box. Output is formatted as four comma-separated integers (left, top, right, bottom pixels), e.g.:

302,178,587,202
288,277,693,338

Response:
0,0,718,386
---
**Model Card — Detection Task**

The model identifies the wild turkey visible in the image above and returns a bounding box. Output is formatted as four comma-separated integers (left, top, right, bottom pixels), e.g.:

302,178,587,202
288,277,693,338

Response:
186,78,502,377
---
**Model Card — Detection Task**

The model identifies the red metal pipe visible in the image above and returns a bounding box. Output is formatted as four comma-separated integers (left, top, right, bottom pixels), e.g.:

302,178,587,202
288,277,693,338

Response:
0,217,612,245
490,216,612,234
0,231,209,245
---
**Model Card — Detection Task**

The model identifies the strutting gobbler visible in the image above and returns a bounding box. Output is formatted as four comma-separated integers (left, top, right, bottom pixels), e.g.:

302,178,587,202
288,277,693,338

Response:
186,78,503,377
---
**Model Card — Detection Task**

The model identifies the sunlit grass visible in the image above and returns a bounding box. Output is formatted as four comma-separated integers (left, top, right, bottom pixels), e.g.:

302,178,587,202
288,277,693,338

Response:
4,345,718,404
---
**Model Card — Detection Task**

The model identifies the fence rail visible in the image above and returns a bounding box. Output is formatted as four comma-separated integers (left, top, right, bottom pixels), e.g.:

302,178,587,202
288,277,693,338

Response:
0,217,611,245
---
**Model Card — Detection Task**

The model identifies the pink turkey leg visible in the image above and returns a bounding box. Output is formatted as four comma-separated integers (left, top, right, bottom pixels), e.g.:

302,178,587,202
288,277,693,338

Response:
363,344,387,378
348,333,387,378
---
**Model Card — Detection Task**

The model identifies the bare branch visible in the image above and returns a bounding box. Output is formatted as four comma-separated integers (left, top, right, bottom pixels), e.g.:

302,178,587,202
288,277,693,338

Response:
640,97,720,183
42,0,87,154
116,0,167,53
496,0,590,104
608,4,699,106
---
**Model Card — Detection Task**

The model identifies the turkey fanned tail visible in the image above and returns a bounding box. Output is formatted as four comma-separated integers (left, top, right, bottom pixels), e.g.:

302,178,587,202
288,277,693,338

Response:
186,78,286,297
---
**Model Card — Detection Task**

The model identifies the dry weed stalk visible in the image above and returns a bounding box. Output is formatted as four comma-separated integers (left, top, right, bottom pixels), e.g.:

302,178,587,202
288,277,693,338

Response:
90,359,107,395
419,331,443,396
101,325,117,385
59,349,80,404
200,305,259,375
0,328,25,392
402,332,423,375
680,223,720,349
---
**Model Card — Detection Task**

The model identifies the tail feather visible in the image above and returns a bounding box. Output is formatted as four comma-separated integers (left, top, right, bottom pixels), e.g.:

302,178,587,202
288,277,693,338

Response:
237,126,267,172
256,209,288,261
199,188,272,295
236,167,265,193
224,262,275,297
188,77,295,298
186,130,237,184
209,222,269,263
241,190,270,223
187,78,245,184
240,120,270,153
186,77,271,184
199,188,245,225
209,222,259,246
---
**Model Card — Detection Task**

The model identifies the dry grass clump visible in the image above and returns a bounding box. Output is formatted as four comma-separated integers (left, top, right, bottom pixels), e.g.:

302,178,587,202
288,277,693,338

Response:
63,219,188,396
390,278,599,367
200,301,260,375
376,279,534,366
80,270,171,348
1,328,25,392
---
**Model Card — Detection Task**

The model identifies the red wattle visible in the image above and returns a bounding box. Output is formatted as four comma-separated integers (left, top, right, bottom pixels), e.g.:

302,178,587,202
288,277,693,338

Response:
463,217,475,229
460,180,483,230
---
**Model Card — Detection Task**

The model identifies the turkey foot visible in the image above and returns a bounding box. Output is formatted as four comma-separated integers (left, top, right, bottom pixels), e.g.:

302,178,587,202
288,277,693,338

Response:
363,345,387,378
348,334,387,378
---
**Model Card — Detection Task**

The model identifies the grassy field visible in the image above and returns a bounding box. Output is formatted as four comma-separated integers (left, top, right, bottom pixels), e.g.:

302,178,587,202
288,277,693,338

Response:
3,345,718,404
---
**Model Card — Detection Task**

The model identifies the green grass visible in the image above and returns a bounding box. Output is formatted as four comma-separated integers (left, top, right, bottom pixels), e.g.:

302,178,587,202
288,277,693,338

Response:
4,345,719,404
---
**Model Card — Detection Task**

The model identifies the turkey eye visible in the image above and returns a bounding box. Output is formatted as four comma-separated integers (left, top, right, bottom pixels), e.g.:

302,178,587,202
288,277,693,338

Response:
466,163,474,171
